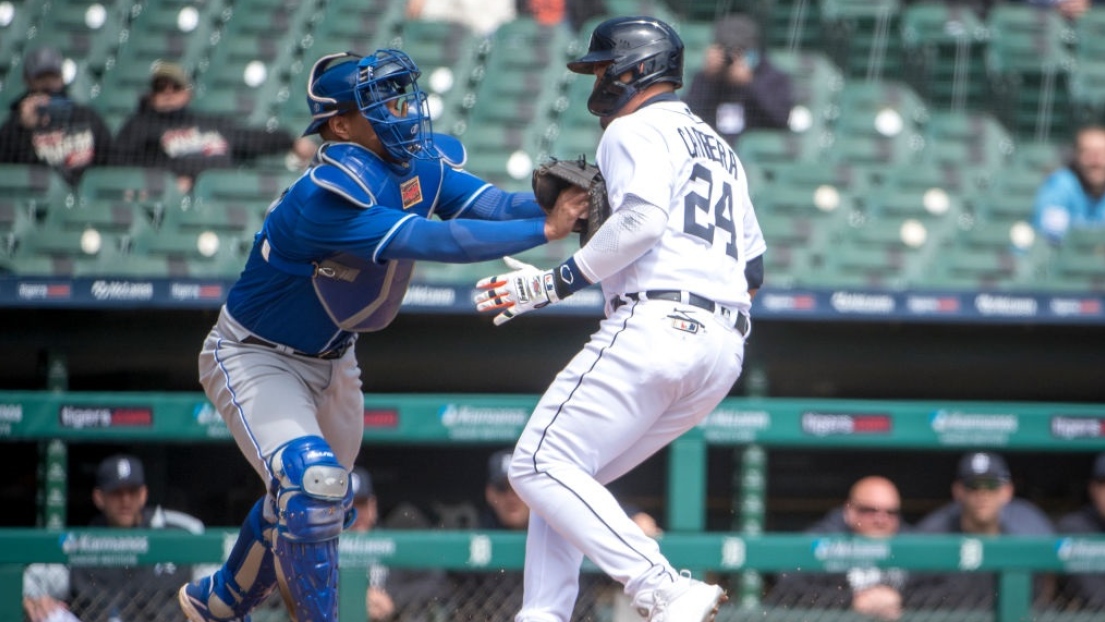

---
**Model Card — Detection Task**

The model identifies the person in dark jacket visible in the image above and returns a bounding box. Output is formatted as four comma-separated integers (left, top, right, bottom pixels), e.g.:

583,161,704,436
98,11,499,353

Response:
766,476,912,621
110,61,316,193
1056,452,1105,609
0,45,113,186
684,14,794,147
22,454,204,622
910,452,1054,611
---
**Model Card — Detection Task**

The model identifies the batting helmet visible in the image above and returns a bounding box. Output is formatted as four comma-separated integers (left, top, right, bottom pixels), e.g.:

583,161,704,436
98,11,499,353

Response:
567,16,684,117
303,52,361,137
354,49,436,162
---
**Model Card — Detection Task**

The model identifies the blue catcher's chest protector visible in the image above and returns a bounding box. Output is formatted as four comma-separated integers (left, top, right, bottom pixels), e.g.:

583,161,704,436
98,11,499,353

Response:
239,136,464,342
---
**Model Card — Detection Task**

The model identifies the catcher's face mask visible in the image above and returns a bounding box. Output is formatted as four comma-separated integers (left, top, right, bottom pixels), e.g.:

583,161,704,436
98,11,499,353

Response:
355,49,437,162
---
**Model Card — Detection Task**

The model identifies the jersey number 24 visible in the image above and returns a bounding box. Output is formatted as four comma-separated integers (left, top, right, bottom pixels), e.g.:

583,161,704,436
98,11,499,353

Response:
683,163,738,260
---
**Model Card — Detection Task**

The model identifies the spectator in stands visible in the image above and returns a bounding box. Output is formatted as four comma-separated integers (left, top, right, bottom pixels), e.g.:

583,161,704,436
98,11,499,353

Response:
0,45,113,186
404,0,515,36
23,454,204,622
347,466,446,621
911,451,1054,610
684,14,794,147
111,61,316,194
1056,452,1105,609
1033,124,1105,245
765,476,912,621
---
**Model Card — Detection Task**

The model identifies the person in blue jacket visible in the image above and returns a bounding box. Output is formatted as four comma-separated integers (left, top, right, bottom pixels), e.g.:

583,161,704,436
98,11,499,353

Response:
1033,125,1105,244
176,49,586,622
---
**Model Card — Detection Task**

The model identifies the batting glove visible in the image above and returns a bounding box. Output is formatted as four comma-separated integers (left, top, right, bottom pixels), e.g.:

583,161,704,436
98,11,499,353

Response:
474,256,562,326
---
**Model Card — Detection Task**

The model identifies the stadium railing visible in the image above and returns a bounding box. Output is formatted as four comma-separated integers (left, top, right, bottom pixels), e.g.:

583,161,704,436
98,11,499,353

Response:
4,530,1105,621
4,390,1105,620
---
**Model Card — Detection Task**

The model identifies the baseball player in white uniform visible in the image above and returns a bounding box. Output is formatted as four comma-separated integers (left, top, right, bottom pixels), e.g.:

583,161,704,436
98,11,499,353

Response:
474,15,766,622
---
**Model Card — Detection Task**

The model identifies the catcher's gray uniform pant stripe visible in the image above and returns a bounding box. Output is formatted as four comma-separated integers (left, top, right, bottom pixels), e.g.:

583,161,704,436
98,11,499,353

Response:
199,307,364,498
510,299,745,622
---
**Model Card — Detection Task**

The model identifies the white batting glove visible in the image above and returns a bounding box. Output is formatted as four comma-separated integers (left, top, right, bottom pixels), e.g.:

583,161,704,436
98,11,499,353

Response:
474,256,562,326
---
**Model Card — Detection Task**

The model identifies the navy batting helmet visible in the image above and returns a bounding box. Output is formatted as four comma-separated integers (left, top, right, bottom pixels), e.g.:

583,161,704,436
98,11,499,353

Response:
303,52,361,137
567,16,684,117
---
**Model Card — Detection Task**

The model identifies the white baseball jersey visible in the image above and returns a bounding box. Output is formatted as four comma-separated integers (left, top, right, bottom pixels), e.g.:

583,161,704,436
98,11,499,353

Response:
596,99,766,311
509,97,764,622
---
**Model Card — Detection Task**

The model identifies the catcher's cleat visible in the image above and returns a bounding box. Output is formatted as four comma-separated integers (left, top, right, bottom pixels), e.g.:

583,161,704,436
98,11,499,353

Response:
178,580,252,622
645,577,728,622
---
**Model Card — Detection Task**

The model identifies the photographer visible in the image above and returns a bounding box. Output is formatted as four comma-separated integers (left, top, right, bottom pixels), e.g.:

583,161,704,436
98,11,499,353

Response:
684,14,794,147
0,45,113,186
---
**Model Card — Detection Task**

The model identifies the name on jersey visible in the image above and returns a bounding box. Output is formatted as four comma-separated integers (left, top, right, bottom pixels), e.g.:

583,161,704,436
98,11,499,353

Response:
677,126,739,178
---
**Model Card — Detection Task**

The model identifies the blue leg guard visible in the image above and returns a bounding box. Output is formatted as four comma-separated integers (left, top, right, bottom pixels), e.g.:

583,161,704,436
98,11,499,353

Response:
268,436,351,622
179,497,278,622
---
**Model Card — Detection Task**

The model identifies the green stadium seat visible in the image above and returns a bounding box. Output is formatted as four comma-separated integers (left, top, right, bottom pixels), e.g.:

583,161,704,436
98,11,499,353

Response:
1038,228,1105,291
900,1,989,111
306,0,401,56
919,111,1014,189
1008,140,1066,178
129,227,246,278
820,0,903,80
191,168,297,211
986,5,1076,141
1070,63,1105,127
735,129,822,165
74,166,184,230
769,49,844,135
757,0,823,51
813,217,937,288
0,164,75,225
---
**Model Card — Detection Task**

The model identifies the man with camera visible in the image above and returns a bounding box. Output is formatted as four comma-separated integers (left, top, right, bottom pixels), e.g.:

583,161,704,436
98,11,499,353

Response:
0,45,113,186
684,14,794,147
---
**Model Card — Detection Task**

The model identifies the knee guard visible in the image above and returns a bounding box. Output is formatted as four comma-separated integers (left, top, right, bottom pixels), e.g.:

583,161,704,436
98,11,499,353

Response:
180,497,278,621
267,436,350,622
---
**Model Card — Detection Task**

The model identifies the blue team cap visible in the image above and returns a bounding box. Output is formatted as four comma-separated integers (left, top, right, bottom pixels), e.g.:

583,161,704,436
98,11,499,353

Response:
303,52,362,137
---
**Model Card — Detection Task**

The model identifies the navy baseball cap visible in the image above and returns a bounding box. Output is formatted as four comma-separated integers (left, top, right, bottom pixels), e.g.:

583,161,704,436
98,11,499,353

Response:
350,466,374,501
957,451,1011,485
96,454,145,492
488,449,513,488
303,52,361,136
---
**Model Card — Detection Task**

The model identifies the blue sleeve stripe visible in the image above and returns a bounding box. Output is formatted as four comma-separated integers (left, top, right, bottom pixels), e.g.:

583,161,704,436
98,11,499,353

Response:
373,213,419,263
453,183,494,218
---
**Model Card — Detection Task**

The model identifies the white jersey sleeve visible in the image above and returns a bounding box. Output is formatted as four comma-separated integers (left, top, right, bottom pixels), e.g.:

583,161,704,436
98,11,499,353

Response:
595,100,766,312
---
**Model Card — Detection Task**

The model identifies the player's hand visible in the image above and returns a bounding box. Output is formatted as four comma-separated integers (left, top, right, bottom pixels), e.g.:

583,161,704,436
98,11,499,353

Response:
852,585,902,621
366,586,396,620
543,185,589,241
474,256,560,326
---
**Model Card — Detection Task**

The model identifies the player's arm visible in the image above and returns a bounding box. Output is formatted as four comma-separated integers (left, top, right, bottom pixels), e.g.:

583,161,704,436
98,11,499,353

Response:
473,195,668,325
437,169,546,221
377,198,581,263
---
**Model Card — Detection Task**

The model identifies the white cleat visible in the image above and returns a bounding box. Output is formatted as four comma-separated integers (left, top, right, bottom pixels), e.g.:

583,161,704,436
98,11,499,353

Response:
647,578,728,622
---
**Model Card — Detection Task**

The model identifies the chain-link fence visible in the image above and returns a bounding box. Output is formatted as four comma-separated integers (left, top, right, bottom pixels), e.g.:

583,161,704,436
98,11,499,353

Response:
22,564,1105,622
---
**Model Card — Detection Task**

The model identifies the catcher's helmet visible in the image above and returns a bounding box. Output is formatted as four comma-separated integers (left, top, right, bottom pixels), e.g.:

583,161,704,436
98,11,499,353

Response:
303,52,361,137
354,49,436,162
567,16,684,117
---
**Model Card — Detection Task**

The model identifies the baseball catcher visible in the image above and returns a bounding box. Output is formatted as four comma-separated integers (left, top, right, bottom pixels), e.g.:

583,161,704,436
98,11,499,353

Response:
531,156,610,245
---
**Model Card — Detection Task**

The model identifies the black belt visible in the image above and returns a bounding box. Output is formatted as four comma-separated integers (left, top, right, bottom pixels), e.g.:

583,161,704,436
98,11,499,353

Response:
242,335,350,360
612,290,750,336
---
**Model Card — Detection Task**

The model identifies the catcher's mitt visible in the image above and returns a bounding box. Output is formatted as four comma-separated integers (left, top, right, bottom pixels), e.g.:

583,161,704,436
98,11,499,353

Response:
532,156,610,245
